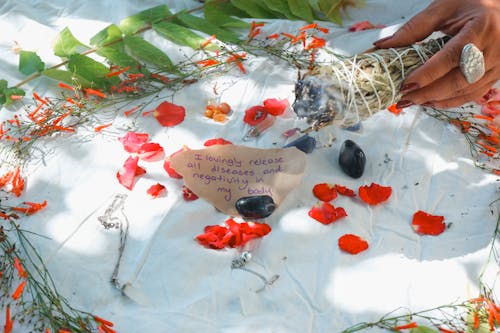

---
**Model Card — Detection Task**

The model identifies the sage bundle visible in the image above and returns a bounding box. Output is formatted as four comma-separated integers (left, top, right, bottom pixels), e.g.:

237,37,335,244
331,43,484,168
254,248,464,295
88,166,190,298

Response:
293,36,450,130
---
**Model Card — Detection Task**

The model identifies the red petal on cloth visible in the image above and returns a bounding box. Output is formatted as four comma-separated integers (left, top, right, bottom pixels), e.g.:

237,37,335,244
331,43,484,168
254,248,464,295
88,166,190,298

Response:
147,183,166,198
476,88,500,105
118,132,149,153
348,20,385,32
338,234,369,254
358,183,392,205
334,184,356,197
153,101,186,127
387,103,403,115
136,142,165,162
243,105,268,126
411,210,446,236
163,147,188,179
308,202,347,225
263,98,288,116
182,185,199,201
195,218,271,249
312,183,337,202
203,138,233,146
482,101,500,117
116,156,145,190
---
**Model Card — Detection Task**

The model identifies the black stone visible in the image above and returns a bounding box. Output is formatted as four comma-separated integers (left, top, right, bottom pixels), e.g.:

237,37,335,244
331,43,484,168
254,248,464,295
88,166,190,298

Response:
235,195,276,219
338,139,366,178
283,134,316,154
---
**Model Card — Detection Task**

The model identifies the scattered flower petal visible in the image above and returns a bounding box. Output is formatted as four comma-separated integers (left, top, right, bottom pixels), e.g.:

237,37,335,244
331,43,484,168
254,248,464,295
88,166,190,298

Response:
182,185,199,201
334,184,356,197
312,183,337,202
117,156,145,190
136,142,165,162
147,183,166,198
358,183,392,205
243,105,268,126
308,202,347,225
204,138,233,146
118,132,149,153
387,103,403,115
263,98,288,116
411,210,446,236
349,20,385,32
338,234,369,254
153,101,186,127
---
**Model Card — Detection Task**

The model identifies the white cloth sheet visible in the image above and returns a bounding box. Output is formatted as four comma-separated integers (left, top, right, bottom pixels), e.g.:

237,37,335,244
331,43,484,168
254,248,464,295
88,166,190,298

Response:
0,0,499,332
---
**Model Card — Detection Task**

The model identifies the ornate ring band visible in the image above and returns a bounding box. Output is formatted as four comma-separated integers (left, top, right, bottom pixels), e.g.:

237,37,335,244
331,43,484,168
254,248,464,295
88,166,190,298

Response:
459,43,485,84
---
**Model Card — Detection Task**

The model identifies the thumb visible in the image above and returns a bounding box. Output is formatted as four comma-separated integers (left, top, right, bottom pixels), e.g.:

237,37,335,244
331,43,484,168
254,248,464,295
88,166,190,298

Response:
374,3,449,48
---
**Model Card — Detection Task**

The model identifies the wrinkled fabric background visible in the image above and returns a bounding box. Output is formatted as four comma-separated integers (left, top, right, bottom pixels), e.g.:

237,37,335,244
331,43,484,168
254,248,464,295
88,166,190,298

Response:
0,0,499,332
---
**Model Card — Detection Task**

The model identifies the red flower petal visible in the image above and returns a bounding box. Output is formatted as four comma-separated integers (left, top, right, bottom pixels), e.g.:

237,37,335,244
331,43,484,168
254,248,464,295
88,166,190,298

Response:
308,202,347,225
147,183,166,198
348,20,385,32
243,105,268,126
411,210,446,236
118,132,149,153
153,101,186,127
117,156,145,190
195,218,271,249
334,184,356,197
163,147,188,179
263,98,288,116
312,183,337,202
338,234,369,254
182,185,199,201
203,138,233,146
136,142,165,162
358,183,392,205
387,103,403,115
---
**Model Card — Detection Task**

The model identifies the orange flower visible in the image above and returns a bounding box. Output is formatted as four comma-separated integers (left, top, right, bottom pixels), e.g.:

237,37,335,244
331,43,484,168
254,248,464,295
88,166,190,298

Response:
266,33,280,39
12,280,27,300
123,106,140,117
13,257,27,278
392,322,418,330
225,53,247,74
201,34,216,49
248,21,264,39
84,88,106,99
105,66,130,78
58,82,75,91
94,123,113,132
197,59,220,68
11,200,48,215
10,167,25,197
305,36,326,50
0,171,14,188
94,316,114,328
4,305,13,333
473,114,494,122
300,23,318,31
387,103,403,115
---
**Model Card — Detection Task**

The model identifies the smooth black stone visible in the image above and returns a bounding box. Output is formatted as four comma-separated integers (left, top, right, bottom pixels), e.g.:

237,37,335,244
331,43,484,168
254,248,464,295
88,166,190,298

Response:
235,195,276,219
338,139,366,178
283,134,316,154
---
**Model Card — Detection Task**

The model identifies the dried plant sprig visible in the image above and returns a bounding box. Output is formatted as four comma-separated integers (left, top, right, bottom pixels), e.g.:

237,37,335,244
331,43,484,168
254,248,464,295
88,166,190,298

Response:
293,36,450,129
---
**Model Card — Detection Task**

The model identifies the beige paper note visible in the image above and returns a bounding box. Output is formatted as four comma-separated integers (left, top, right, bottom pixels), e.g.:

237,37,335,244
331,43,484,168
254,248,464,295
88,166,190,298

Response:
170,145,306,217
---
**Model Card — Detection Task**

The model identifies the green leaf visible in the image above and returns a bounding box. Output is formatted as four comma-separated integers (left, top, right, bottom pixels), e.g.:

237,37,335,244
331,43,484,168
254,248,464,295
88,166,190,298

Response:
96,44,145,74
263,0,300,20
67,54,117,88
90,24,123,47
318,0,343,24
287,0,315,22
0,79,8,93
205,0,249,17
42,69,92,87
204,2,251,29
54,27,89,58
18,50,45,76
410,327,438,333
120,5,173,35
176,12,241,43
153,21,218,51
123,36,175,72
230,0,279,18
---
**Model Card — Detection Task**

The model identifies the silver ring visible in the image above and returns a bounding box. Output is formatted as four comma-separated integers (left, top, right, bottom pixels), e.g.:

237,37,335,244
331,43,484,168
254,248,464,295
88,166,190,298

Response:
459,43,485,84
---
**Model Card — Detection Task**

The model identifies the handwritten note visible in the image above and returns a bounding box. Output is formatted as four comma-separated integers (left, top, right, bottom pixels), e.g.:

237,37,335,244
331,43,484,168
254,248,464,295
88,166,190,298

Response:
170,145,306,217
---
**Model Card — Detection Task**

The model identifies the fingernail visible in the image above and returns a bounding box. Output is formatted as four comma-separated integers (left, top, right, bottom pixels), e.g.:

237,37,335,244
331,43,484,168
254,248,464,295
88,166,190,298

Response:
395,100,414,109
373,35,393,46
400,82,419,94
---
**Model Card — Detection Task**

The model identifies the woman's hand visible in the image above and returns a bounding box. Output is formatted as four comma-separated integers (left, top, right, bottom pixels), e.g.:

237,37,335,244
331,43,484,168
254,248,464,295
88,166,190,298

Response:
373,0,500,109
